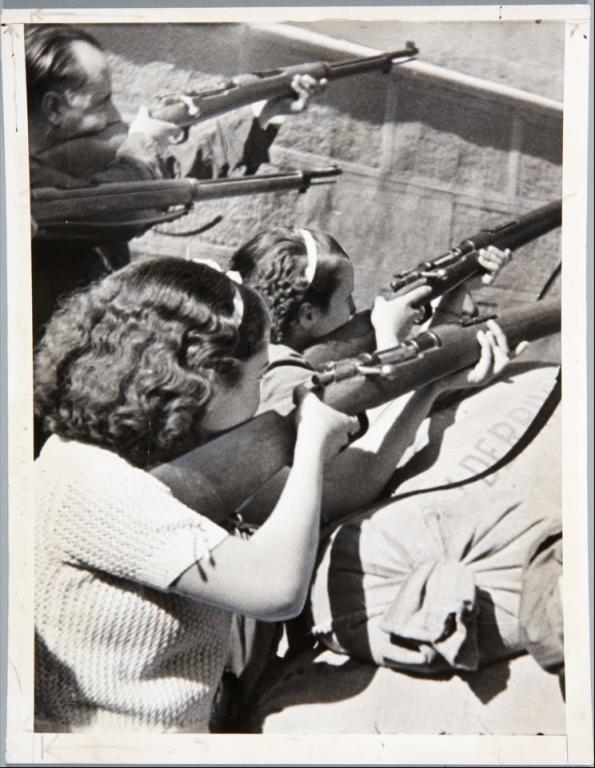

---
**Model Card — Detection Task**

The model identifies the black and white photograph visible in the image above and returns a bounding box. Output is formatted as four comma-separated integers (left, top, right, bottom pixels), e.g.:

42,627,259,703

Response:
0,6,592,764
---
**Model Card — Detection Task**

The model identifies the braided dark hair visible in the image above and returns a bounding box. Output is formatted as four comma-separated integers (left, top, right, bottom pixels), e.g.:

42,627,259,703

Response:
35,257,269,468
230,228,349,344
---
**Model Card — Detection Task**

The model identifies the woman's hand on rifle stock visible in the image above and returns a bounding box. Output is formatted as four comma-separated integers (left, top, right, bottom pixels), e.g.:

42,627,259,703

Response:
295,393,360,463
371,279,433,349
478,245,512,286
438,319,529,393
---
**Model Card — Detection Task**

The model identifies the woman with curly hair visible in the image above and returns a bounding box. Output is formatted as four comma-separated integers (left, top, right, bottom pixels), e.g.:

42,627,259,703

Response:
229,226,514,523
34,257,358,733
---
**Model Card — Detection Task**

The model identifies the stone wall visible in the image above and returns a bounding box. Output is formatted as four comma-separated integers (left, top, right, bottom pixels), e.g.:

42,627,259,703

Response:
90,22,563,310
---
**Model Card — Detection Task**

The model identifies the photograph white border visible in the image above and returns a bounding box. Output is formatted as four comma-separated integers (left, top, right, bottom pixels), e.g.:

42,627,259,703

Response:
1,5,592,764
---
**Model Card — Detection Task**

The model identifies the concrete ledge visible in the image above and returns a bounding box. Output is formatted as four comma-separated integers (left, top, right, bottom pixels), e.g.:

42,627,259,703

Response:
251,22,563,119
270,145,555,212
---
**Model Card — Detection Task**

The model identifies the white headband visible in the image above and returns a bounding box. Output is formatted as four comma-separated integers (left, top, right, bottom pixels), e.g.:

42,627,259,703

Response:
226,270,244,325
184,256,244,326
230,284,244,326
299,228,318,285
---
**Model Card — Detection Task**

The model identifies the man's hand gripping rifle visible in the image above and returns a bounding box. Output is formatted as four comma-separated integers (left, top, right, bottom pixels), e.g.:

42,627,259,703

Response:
149,43,419,141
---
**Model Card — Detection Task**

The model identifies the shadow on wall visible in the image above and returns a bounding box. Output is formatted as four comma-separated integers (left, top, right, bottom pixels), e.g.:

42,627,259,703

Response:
88,23,250,77
94,23,561,305
88,22,562,163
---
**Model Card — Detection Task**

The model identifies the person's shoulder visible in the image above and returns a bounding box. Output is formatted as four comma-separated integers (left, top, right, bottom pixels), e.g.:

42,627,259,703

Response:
266,343,315,373
36,435,183,522
32,122,129,183
36,435,152,491
258,344,315,416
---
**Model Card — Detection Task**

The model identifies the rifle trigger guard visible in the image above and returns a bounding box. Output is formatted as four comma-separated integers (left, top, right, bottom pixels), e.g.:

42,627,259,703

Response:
413,303,433,324
168,126,190,145
347,412,369,445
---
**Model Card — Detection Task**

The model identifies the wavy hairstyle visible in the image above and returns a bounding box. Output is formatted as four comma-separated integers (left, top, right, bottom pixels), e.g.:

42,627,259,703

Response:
229,228,349,344
35,257,269,468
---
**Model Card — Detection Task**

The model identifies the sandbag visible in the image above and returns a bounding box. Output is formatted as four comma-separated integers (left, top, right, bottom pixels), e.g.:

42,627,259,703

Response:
519,522,564,675
310,375,561,674
388,363,560,497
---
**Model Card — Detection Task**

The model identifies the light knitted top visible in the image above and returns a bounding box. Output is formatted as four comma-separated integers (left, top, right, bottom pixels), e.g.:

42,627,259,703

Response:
35,436,231,733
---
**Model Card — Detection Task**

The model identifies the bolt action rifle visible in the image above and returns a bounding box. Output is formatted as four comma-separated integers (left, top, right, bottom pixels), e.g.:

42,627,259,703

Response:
30,166,341,242
150,298,561,524
303,199,562,368
149,43,419,141
29,44,417,189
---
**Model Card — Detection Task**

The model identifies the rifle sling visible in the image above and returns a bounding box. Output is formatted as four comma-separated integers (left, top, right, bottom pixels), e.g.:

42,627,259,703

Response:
379,370,561,501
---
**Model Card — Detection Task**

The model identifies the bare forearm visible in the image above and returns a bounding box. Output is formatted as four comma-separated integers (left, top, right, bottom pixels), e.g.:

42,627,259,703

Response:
240,386,443,526
321,384,441,522
249,441,324,583
173,440,325,620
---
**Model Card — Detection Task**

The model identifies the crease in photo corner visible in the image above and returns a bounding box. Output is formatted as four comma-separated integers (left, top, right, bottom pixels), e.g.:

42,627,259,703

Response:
0,7,593,766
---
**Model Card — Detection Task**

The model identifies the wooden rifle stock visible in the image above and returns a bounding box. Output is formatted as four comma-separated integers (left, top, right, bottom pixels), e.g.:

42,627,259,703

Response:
305,309,375,368
152,298,560,521
304,200,562,367
31,166,341,240
31,167,341,242
151,411,295,524
150,44,418,131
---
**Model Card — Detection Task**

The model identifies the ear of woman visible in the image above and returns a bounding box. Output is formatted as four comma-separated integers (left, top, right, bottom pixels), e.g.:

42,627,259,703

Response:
297,301,320,330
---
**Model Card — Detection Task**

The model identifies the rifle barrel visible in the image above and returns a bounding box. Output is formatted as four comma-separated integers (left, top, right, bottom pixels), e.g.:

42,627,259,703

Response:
325,44,419,79
152,298,560,520
320,299,561,416
152,44,417,126
31,168,341,224
463,199,562,253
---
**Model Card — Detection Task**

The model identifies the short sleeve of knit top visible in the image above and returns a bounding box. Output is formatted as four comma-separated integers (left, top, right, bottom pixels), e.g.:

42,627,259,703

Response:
36,436,229,591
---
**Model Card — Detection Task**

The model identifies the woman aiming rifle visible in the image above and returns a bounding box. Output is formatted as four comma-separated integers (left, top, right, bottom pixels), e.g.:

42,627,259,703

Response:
33,258,358,733
229,226,518,523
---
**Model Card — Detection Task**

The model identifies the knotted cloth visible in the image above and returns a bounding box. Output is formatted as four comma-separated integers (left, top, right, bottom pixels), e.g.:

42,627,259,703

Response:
310,367,561,674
